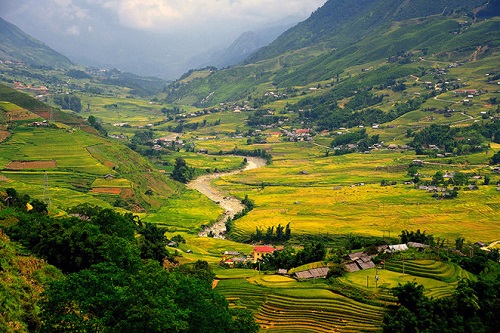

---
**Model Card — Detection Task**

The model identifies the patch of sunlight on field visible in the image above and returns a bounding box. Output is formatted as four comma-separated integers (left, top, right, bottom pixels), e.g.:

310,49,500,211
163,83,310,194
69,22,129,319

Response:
180,235,253,257
142,189,223,231
168,152,244,171
80,96,165,126
230,184,500,243
193,137,249,152
92,178,131,188
4,181,112,212
0,128,111,174
340,267,452,297
214,268,259,279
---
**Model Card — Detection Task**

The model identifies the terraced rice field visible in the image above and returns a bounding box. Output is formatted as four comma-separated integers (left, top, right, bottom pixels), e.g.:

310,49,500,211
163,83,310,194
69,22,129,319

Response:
256,292,384,333
208,142,500,244
384,259,472,284
216,258,475,332
336,259,473,301
216,277,385,333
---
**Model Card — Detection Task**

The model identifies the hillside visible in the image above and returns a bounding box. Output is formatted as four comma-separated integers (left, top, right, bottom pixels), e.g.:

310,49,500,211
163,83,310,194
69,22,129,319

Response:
247,0,488,62
165,0,498,106
0,17,73,69
1,3,500,332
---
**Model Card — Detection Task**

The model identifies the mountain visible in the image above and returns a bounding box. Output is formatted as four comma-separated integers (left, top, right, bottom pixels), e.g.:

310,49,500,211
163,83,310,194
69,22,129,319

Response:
187,22,297,70
0,17,73,69
247,0,488,63
165,0,499,106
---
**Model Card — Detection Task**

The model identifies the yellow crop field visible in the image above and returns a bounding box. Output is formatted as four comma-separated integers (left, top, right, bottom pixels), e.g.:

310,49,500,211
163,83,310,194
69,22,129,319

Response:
198,139,500,244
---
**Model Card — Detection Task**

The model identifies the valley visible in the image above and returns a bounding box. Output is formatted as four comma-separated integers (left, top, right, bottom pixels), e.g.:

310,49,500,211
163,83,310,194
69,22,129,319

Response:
1,1,499,332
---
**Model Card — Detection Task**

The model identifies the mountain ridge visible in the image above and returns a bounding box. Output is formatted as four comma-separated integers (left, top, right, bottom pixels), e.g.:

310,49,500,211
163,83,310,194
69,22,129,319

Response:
165,0,499,106
0,17,73,69
247,0,488,63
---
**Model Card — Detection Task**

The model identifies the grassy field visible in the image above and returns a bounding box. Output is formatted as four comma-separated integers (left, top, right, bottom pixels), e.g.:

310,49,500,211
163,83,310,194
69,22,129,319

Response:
141,188,223,232
79,95,166,126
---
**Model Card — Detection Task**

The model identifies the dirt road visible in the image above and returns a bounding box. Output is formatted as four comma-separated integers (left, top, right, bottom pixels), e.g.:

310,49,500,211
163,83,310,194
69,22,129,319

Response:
187,156,267,238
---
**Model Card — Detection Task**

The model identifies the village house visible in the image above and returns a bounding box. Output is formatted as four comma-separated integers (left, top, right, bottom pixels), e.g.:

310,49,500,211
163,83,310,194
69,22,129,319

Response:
251,245,276,262
294,267,329,280
344,251,376,272
386,244,409,253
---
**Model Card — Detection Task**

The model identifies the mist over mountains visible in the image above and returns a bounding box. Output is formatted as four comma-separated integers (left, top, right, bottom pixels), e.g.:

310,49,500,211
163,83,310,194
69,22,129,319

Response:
1,1,324,80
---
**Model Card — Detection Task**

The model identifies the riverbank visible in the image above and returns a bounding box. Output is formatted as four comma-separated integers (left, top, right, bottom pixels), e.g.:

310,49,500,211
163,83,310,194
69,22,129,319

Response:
187,156,266,238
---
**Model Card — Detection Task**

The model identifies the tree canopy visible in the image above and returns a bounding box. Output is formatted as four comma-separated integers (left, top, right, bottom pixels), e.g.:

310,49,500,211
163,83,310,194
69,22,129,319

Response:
0,198,259,333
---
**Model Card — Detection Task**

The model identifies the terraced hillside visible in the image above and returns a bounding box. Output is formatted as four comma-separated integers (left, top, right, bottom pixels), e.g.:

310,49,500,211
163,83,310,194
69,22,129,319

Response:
385,259,473,283
216,258,477,333
216,277,385,333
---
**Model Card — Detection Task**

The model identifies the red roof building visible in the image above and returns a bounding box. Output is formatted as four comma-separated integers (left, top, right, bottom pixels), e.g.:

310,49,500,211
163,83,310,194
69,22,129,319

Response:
252,246,275,262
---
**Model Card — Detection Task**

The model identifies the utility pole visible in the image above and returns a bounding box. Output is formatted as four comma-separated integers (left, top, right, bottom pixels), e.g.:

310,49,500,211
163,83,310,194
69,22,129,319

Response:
43,172,51,209
402,253,405,276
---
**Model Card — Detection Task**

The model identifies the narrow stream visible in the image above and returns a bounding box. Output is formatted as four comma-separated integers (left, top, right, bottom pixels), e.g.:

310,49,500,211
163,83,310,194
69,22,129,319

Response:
187,156,266,238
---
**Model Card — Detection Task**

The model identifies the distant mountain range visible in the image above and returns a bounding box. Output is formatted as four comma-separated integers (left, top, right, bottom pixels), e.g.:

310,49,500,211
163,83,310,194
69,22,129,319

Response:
0,17,73,69
190,22,297,69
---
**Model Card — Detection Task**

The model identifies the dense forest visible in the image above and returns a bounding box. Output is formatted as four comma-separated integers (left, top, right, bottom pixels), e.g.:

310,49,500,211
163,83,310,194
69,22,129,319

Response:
0,188,259,333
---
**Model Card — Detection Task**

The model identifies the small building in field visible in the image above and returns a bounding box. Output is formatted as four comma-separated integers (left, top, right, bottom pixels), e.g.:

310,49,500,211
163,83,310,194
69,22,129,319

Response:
294,267,329,280
386,244,409,253
408,242,429,250
252,245,276,262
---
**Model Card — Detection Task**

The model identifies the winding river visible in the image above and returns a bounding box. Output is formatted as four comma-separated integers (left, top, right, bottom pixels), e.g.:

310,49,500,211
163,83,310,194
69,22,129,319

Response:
187,156,267,238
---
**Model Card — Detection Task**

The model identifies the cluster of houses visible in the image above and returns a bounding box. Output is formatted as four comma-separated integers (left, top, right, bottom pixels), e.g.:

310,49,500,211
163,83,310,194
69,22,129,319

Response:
264,91,288,99
29,120,49,127
220,242,432,281
220,245,277,267
151,137,184,150
281,128,313,142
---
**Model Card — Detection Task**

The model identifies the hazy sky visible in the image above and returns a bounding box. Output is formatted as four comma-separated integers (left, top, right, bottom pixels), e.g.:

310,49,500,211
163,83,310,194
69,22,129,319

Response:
1,0,327,79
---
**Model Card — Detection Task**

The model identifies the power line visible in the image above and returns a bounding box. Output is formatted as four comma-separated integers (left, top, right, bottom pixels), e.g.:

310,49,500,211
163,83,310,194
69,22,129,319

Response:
43,171,51,209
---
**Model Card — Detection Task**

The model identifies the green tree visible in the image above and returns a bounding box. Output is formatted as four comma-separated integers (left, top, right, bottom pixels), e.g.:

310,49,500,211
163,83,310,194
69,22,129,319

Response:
431,171,444,185
490,151,500,164
29,199,48,214
383,306,418,333
137,223,169,263
40,262,189,333
391,282,425,313
451,171,468,186
171,157,194,183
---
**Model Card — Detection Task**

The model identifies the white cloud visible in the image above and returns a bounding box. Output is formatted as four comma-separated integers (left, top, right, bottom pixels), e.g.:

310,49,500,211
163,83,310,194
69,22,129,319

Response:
110,0,326,32
65,25,81,36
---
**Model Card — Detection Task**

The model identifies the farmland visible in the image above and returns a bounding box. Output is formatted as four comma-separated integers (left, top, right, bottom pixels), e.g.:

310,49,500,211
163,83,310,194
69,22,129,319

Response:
1,5,499,331
0,124,182,212
213,257,474,333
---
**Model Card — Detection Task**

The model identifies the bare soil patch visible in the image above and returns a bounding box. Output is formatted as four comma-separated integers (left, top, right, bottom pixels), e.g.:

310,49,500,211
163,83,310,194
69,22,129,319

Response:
104,161,118,168
120,188,134,198
91,187,122,195
6,160,57,170
0,130,10,142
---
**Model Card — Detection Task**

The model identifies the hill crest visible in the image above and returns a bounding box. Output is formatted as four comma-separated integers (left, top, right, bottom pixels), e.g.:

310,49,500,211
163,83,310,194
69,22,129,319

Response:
0,17,73,69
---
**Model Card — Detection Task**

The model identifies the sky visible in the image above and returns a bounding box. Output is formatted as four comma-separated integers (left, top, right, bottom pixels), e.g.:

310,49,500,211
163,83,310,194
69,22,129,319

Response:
1,0,327,79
